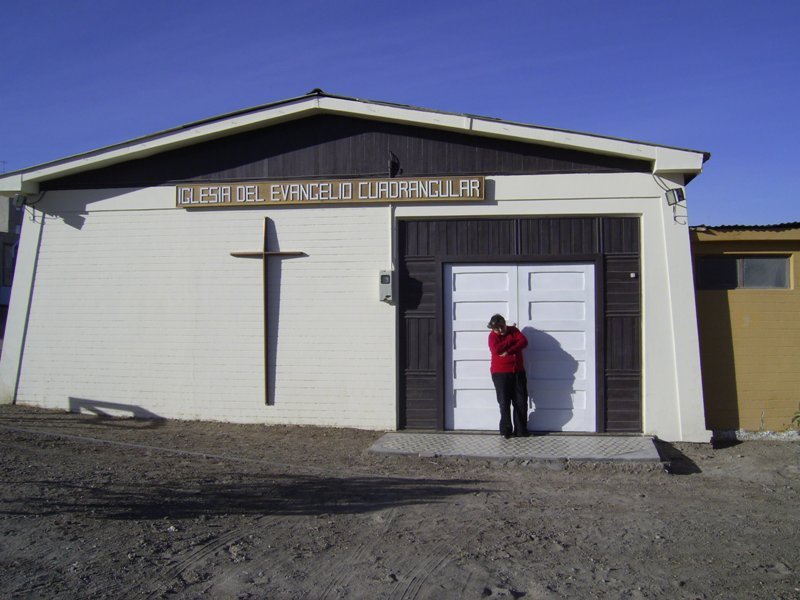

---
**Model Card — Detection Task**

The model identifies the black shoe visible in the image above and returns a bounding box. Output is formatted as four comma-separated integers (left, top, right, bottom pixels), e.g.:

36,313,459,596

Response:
514,431,530,438
502,432,512,439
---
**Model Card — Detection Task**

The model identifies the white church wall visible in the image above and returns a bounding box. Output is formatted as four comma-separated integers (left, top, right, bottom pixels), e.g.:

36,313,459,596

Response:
8,188,397,428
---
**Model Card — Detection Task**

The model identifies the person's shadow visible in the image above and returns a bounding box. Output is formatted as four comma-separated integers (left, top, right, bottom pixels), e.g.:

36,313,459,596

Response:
521,326,578,432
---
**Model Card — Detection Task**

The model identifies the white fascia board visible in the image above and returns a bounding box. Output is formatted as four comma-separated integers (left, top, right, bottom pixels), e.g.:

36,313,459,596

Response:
471,118,656,164
653,146,705,174
0,174,40,194
317,96,473,130
11,97,323,186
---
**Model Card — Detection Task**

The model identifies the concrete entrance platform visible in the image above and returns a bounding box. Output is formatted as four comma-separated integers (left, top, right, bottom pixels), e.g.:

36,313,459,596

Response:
370,432,661,463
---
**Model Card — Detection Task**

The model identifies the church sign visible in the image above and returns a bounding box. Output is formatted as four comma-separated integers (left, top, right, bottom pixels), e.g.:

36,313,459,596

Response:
176,176,484,208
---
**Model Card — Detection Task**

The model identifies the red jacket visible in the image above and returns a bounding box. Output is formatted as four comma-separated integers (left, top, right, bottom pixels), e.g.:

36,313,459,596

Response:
488,326,528,374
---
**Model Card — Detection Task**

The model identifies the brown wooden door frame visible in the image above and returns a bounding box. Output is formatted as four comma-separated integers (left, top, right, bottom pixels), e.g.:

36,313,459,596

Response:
397,216,640,433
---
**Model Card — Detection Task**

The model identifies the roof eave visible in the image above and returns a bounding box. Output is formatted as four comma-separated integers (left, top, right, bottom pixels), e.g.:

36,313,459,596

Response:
0,91,709,194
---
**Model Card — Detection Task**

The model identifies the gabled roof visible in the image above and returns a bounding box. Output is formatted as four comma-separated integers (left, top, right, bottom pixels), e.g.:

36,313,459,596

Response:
0,90,710,195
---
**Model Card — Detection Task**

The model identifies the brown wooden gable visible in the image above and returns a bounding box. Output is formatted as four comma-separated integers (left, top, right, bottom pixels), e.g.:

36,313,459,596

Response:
42,114,650,190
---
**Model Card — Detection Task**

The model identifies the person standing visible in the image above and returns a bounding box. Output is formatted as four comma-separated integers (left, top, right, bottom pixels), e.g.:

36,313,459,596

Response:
487,314,529,438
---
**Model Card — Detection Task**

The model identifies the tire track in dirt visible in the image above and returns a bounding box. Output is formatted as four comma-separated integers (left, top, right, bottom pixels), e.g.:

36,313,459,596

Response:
141,516,286,598
316,533,374,599
162,529,252,584
317,507,400,599
388,540,455,600
141,530,246,598
382,513,496,600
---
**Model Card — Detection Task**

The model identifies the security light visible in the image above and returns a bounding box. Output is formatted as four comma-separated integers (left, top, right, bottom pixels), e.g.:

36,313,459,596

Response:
665,188,685,206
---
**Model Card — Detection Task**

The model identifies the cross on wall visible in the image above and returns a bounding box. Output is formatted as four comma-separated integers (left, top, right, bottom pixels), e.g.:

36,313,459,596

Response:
230,216,306,405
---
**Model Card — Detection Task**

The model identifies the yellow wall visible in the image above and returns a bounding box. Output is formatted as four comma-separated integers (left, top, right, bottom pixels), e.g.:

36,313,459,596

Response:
692,232,800,431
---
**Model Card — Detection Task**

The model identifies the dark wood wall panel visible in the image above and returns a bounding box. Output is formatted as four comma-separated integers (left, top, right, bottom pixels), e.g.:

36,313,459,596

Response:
605,376,642,432
398,221,441,428
601,219,642,431
399,258,437,312
403,317,436,372
399,217,642,432
605,316,641,371
603,217,640,254
605,256,640,313
42,115,650,190
520,218,599,256
437,220,516,257
401,221,430,257
401,373,439,430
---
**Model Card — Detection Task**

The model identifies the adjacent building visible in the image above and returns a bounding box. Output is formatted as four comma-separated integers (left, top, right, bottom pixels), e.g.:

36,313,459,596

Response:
692,223,800,432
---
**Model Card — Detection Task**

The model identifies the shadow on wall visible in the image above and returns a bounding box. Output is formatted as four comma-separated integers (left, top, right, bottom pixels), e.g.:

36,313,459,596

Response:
24,187,170,231
695,292,739,430
27,192,92,231
264,218,307,407
521,327,577,432
68,397,165,428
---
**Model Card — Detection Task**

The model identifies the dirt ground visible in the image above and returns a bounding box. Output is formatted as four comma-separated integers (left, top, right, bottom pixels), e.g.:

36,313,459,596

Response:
0,405,797,600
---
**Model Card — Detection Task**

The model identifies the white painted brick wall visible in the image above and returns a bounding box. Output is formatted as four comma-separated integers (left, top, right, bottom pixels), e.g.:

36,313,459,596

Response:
6,172,709,440
15,189,397,428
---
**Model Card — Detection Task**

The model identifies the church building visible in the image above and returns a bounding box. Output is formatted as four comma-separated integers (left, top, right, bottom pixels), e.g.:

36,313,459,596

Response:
0,91,710,441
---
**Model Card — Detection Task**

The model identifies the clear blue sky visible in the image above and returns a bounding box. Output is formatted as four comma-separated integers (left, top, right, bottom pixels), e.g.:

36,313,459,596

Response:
2,0,798,225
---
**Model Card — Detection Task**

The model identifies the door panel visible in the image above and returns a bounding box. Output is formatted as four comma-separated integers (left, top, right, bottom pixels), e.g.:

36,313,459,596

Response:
444,265,516,430
518,264,596,432
445,263,596,432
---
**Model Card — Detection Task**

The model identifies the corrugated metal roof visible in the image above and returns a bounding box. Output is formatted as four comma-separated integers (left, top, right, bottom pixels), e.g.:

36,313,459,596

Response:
691,222,800,232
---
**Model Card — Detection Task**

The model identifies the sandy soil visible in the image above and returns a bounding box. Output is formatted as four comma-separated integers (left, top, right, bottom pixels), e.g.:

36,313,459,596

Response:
0,405,797,599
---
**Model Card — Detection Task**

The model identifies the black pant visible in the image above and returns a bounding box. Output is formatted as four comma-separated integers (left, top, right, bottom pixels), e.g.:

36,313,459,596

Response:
491,371,529,436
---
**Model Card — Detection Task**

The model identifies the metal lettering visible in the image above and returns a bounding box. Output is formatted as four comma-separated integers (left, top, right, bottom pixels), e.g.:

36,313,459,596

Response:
177,177,484,208
177,187,193,205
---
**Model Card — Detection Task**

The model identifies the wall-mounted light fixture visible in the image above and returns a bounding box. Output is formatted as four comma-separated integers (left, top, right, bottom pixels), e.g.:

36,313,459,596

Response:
665,188,685,206
11,194,28,209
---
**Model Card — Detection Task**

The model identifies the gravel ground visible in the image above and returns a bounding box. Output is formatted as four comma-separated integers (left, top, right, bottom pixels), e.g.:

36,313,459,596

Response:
0,405,798,599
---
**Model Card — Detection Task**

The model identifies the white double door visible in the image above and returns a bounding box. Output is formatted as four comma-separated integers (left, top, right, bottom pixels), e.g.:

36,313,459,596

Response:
444,263,596,432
